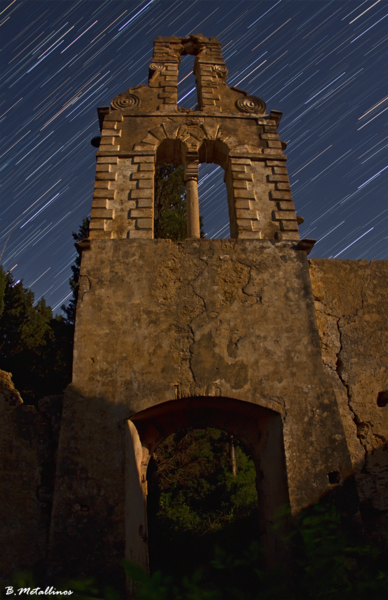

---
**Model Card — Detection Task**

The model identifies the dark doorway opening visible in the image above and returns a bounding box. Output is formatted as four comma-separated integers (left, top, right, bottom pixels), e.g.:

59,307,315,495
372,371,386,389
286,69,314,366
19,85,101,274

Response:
147,427,261,582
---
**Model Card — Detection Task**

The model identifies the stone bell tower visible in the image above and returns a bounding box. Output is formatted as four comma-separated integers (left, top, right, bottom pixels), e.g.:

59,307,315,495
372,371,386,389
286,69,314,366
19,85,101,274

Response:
47,35,355,585
89,34,301,243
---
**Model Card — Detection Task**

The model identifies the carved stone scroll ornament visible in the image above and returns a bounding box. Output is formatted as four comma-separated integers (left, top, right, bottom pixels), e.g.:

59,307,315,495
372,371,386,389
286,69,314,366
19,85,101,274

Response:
149,62,164,83
236,96,266,114
149,63,164,72
212,64,228,81
111,93,140,110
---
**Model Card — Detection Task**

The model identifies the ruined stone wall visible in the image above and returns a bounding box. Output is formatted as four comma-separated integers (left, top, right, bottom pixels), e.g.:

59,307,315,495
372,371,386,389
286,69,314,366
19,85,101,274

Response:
310,259,388,540
0,371,63,580
0,258,387,581
45,238,354,581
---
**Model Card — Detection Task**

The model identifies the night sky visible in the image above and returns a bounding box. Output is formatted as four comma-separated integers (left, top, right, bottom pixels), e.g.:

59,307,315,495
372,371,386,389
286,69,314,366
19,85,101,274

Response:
1,0,387,314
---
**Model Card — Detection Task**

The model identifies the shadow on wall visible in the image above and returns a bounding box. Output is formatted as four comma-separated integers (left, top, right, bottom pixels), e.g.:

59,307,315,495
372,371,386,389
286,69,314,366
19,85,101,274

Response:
0,381,387,594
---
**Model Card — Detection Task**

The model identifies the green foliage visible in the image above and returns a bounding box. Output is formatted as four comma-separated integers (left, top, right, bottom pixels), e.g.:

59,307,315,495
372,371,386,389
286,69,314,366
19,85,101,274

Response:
148,428,259,582
154,163,187,241
154,163,204,241
3,504,387,600
62,217,90,325
154,428,257,536
0,270,72,404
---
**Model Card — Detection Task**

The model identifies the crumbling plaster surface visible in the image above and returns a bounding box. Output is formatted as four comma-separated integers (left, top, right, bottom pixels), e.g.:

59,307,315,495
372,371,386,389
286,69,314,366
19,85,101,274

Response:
70,239,352,509
309,259,388,516
47,239,355,580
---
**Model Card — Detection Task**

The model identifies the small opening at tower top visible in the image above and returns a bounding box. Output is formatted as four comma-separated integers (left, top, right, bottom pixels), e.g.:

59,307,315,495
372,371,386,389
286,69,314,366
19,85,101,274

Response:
178,55,197,109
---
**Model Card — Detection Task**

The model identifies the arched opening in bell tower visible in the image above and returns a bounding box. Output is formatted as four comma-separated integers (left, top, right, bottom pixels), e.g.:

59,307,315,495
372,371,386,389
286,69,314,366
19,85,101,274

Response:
154,138,233,240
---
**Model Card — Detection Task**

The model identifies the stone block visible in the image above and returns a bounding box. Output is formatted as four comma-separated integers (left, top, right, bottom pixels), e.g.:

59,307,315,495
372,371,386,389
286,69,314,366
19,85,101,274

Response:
236,219,253,230
94,181,110,189
142,133,159,146
265,160,286,167
131,172,153,180
273,211,296,221
104,113,123,121
280,221,298,231
233,180,248,189
281,231,300,241
89,229,111,239
130,209,152,218
91,199,108,209
100,137,115,145
235,199,251,209
234,189,255,199
230,158,252,165
236,209,258,219
101,129,121,137
263,149,285,158
237,230,261,239
273,167,288,174
231,164,247,172
276,183,291,190
99,145,120,151
261,133,279,140
93,189,115,198
96,172,117,181
233,173,253,181
267,141,282,148
137,199,153,208
136,218,153,229
268,175,289,182
131,189,153,199
138,180,153,189
139,164,154,171
270,191,293,201
134,156,154,163
89,219,105,230
277,201,295,211
97,156,118,164
96,164,110,172
91,208,114,220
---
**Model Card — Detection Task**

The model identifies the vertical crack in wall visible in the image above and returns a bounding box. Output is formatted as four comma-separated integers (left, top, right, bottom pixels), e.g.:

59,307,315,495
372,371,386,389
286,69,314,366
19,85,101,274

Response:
332,264,373,467
186,249,208,386
335,316,361,441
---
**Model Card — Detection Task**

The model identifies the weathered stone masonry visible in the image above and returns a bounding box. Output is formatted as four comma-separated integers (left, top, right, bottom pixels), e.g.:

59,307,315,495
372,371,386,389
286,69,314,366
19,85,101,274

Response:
0,35,387,586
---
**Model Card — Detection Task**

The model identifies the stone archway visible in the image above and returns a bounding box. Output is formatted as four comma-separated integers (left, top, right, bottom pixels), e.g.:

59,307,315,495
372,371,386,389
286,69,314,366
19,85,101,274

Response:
125,396,289,573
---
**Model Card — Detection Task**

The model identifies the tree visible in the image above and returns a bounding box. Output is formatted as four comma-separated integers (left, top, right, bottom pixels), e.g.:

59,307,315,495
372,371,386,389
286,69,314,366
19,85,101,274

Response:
154,163,204,240
148,428,259,578
61,217,90,325
0,271,72,404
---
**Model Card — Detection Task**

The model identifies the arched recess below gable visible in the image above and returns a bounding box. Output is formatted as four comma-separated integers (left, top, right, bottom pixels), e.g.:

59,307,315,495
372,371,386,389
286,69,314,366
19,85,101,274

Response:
125,396,290,575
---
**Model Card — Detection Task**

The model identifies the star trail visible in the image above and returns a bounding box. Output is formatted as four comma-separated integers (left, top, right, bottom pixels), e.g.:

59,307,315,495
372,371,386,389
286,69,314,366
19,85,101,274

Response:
1,0,387,314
